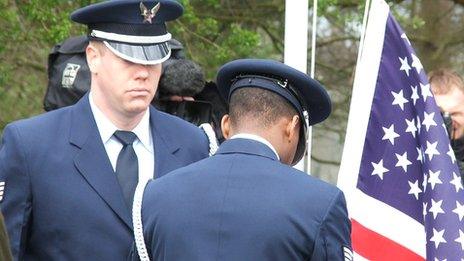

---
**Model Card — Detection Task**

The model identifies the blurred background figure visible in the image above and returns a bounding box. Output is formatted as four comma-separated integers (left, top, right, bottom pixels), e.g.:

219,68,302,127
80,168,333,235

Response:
153,39,227,143
429,69,464,182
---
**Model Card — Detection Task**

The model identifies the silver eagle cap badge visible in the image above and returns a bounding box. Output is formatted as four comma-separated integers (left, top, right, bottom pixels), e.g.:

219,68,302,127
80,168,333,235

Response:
140,2,160,24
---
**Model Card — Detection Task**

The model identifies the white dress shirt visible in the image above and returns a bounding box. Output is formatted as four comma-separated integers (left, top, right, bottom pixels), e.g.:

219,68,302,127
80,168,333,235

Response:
230,133,280,160
89,93,155,184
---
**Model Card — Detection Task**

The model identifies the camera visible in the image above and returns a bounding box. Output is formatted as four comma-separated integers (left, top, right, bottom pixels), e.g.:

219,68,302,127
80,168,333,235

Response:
442,111,453,140
441,111,464,182
153,100,213,127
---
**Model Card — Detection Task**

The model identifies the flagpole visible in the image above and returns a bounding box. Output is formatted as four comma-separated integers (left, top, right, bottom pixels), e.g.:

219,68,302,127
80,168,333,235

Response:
284,0,310,173
303,0,318,174
356,0,372,66
310,0,317,79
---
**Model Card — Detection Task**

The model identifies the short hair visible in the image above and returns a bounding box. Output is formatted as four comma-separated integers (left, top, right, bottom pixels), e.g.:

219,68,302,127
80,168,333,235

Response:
88,40,107,55
228,87,298,128
428,69,464,95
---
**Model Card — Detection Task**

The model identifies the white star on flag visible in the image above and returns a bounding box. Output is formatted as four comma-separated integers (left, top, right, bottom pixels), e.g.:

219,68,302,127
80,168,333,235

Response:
430,228,447,248
416,115,422,133
453,201,464,221
447,144,456,164
456,230,464,250
450,172,464,192
371,159,389,180
410,85,420,105
399,56,411,76
423,202,428,218
411,53,423,74
417,147,424,163
391,90,409,110
405,118,417,138
382,124,400,145
401,33,411,45
423,112,437,131
424,141,440,161
428,170,443,190
408,180,422,200
429,199,445,219
423,173,428,193
395,152,412,172
420,82,433,102
442,123,448,133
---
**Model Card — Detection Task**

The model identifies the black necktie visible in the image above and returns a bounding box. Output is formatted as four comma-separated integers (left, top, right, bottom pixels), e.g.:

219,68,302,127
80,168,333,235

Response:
113,130,138,210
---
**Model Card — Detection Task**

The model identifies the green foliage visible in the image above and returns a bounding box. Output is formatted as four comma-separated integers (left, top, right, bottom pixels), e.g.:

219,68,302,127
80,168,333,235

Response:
318,0,340,14
0,0,84,132
171,0,263,78
0,0,265,131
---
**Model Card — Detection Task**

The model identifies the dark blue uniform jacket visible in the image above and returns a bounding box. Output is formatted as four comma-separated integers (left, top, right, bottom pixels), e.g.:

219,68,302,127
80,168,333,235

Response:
142,138,352,261
0,94,209,260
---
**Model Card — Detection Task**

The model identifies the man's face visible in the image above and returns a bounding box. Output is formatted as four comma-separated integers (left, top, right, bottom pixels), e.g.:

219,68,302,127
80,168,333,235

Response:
434,86,464,140
91,44,162,118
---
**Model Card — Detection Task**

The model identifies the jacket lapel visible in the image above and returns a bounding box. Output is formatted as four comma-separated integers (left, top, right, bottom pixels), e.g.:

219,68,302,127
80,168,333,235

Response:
69,94,132,230
149,108,183,178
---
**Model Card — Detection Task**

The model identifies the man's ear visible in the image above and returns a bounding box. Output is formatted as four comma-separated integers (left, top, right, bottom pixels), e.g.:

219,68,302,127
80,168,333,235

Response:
285,115,300,142
86,43,101,74
221,114,231,140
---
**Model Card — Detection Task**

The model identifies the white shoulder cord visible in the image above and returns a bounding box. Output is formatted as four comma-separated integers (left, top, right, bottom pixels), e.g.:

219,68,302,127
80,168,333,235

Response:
132,179,151,261
199,123,219,156
133,124,217,261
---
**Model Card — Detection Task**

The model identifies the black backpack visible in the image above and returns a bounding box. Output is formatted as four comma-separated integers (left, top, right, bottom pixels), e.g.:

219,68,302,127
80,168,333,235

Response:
44,35,90,111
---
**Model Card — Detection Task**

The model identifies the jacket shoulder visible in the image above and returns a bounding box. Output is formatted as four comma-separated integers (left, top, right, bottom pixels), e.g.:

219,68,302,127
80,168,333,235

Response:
7,106,72,132
155,110,209,146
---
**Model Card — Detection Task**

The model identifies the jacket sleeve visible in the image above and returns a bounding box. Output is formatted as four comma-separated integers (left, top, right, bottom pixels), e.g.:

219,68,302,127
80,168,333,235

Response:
310,190,352,261
0,124,32,260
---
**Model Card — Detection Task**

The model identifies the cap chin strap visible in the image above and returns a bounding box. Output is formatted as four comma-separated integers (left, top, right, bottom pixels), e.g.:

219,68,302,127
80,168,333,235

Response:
303,110,310,142
103,41,171,65
298,110,310,163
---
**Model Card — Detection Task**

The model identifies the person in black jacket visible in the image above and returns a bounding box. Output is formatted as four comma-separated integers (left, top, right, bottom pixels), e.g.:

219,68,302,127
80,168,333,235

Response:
429,69,464,183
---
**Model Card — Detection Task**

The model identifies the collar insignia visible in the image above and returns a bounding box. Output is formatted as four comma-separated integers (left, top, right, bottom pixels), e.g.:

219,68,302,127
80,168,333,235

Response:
140,2,160,24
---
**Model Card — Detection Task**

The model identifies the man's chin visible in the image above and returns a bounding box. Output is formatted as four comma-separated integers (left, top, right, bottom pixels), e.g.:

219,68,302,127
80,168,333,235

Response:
124,102,151,115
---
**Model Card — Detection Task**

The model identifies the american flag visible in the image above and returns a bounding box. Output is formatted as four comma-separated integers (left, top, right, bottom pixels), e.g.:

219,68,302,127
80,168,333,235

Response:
338,0,464,260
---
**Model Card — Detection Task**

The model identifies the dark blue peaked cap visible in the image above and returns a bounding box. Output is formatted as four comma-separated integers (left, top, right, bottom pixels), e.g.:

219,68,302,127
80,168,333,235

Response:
71,0,182,25
216,59,332,164
71,0,183,65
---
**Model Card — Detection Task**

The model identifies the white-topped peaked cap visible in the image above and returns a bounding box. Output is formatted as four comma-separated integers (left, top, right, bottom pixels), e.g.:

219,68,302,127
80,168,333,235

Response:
71,0,183,65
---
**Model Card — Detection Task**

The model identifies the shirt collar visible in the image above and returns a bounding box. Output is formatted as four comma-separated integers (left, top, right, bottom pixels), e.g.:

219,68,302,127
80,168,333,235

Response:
230,133,280,160
132,108,153,153
89,92,153,153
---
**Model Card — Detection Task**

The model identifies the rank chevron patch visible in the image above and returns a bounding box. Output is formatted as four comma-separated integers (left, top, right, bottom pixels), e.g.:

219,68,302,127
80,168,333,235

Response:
0,181,5,202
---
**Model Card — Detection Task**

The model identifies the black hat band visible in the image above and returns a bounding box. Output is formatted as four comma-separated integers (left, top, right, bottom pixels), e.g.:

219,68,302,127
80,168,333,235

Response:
230,75,306,114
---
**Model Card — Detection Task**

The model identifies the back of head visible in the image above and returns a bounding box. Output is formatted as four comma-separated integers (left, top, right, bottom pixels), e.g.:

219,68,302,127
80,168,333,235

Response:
216,59,331,165
229,87,297,130
158,59,205,98
428,69,464,95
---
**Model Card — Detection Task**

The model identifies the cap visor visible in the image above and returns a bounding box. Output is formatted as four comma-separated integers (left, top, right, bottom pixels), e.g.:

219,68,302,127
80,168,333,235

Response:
104,41,171,65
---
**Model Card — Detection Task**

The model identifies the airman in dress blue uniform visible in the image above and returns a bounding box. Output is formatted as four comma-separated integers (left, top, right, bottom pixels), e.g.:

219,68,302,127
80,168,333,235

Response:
0,1,209,260
138,59,353,260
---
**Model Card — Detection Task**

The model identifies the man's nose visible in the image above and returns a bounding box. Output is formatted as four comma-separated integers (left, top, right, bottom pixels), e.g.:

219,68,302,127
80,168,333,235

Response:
134,64,150,79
